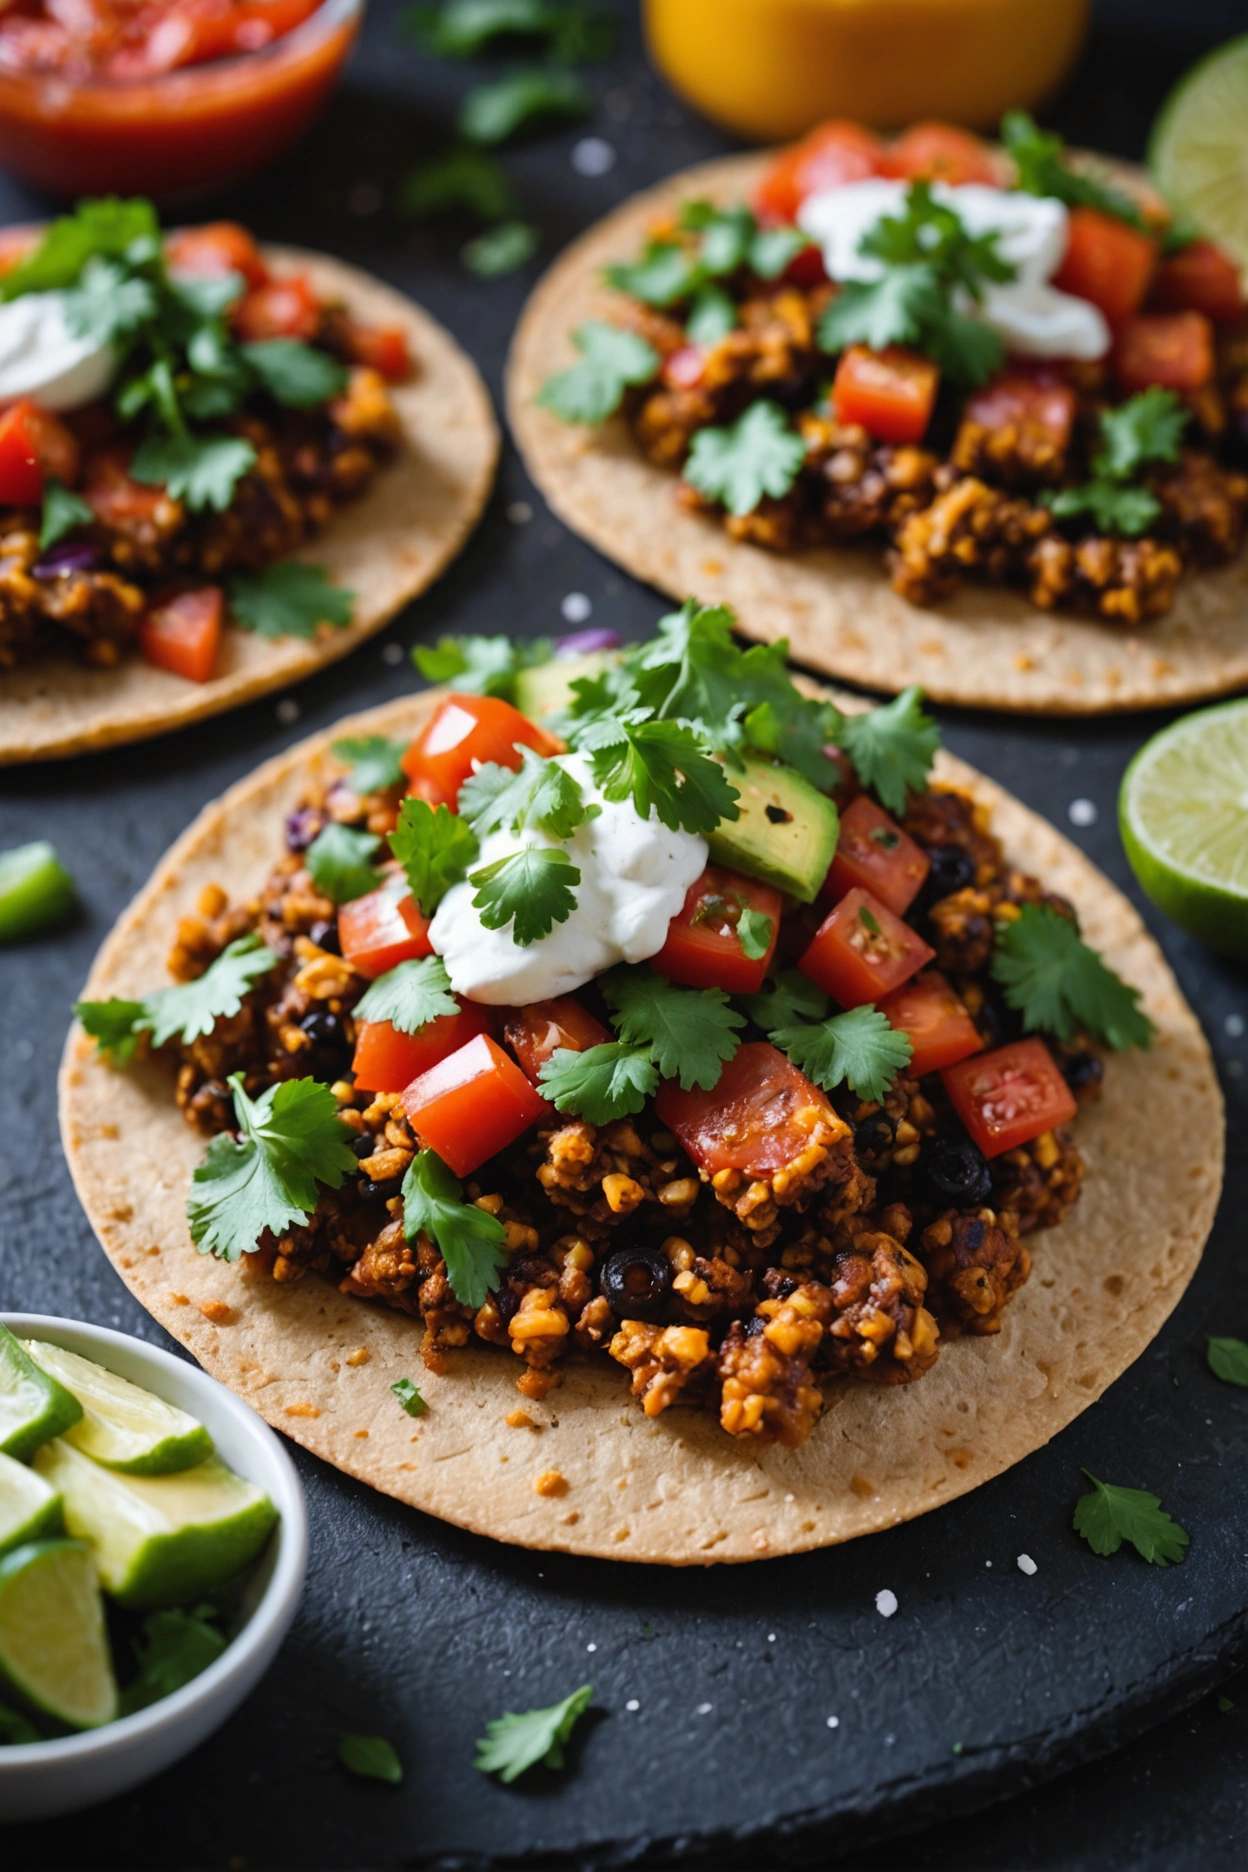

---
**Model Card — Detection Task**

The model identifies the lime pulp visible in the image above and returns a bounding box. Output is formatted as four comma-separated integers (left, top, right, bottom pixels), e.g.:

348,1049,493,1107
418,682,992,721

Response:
0,1539,117,1730
1149,34,1248,268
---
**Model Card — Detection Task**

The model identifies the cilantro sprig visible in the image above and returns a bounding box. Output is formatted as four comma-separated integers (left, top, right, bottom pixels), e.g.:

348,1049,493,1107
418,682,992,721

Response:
991,903,1154,1051
76,934,278,1062
332,735,409,796
538,1042,658,1124
226,564,355,640
1072,1472,1189,1566
413,632,554,698
536,320,660,425
604,199,810,310
571,712,739,837
400,1148,508,1307
389,798,480,915
305,824,381,904
459,748,592,840
469,847,581,946
475,1684,593,1782
354,956,459,1033
1001,110,1147,230
1044,388,1187,539
835,688,941,818
769,1004,913,1104
683,401,806,518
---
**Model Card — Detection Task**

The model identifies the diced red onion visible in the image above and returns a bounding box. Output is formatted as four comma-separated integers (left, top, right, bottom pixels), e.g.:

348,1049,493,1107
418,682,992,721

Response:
33,541,99,578
553,627,623,656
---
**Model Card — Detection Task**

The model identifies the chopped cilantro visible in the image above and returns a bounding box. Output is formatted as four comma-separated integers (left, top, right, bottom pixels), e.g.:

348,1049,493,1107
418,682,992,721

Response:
337,1734,404,1784
683,400,806,517
118,1606,226,1715
742,967,829,1032
859,904,883,937
685,284,737,345
538,1041,658,1123
331,735,408,796
606,240,702,307
413,632,553,697
859,181,1015,297
63,255,158,345
1044,389,1187,540
1072,1472,1189,1566
836,687,940,817
304,824,381,905
462,219,540,277
735,904,774,961
1045,482,1162,536
400,1147,508,1307
475,1684,592,1782
1001,111,1147,229
536,321,660,425
578,715,739,837
991,903,1154,1051
770,1004,913,1103
606,200,811,309
389,798,479,915
1207,1337,1248,1387
354,956,459,1033
400,146,517,223
241,339,348,408
226,563,355,640
130,433,258,513
39,479,94,552
459,68,590,144
470,846,581,945
459,748,590,839
76,933,278,1060
187,1073,358,1262
75,996,148,1062
0,197,159,300
391,1377,428,1416
603,967,743,1089
408,0,615,62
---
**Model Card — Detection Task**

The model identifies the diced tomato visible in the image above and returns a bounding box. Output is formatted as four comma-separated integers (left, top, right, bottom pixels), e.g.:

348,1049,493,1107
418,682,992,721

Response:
351,1001,490,1096
800,885,934,1007
652,865,782,996
754,120,888,225
885,122,1001,187
401,1033,551,1177
343,321,412,382
780,244,829,289
401,693,559,810
876,970,981,1078
941,1037,1077,1160
82,449,169,527
137,586,223,683
502,996,612,1087
654,1040,841,1180
1113,311,1214,394
962,370,1077,453
0,398,81,505
165,222,268,291
832,345,939,445
1051,207,1157,326
662,345,708,390
824,795,929,917
338,884,433,979
1149,239,1244,324
233,275,321,343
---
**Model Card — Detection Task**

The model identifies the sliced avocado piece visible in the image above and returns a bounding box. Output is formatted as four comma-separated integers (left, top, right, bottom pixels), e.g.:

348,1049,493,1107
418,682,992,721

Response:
708,756,840,902
0,1538,117,1730
0,1453,62,1557
513,652,617,725
0,1324,82,1462
23,1340,212,1476
33,1441,277,1610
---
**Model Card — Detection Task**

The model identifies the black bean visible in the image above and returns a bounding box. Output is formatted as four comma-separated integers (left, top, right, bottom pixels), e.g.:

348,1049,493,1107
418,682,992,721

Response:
853,1112,895,1161
350,1133,374,1159
309,918,340,954
1063,1051,1103,1095
922,844,976,902
358,1175,403,1205
300,1010,343,1048
916,1135,992,1208
599,1244,672,1321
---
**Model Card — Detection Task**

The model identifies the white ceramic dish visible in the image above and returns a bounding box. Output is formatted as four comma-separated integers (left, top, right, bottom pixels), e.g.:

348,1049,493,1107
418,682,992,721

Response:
0,1313,307,1821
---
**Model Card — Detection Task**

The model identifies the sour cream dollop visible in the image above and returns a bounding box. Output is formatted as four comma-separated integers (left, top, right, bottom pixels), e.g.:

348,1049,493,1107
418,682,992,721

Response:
428,751,709,1006
0,291,116,411
798,179,1110,362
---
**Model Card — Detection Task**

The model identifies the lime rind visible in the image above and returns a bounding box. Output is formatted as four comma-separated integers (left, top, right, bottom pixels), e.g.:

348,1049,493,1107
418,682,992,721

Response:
0,1452,62,1558
0,1324,83,1463
24,1339,213,1476
1149,34,1248,268
0,1538,117,1730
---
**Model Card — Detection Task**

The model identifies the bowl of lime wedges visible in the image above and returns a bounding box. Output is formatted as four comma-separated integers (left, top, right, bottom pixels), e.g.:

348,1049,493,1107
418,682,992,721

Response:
0,1313,307,1821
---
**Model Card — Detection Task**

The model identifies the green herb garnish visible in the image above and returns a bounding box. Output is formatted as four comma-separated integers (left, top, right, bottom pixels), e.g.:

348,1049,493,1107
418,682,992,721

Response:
991,902,1154,1051
1073,1472,1189,1566
400,1148,508,1307
76,934,278,1061
474,1683,593,1782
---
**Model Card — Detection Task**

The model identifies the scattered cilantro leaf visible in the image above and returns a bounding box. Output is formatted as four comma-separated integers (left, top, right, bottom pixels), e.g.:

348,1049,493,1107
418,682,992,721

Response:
75,995,149,1064
1045,481,1161,536
683,400,805,517
537,320,660,425
538,1042,657,1123
1207,1337,1248,1387
305,823,381,905
392,1377,428,1417
355,956,459,1034
400,146,516,222
241,339,348,408
118,1607,226,1715
337,1734,404,1784
0,196,159,300
130,432,257,513
390,798,479,915
1002,110,1147,229
834,687,940,817
771,1005,913,1102
413,632,554,697
75,934,279,1059
685,284,737,345
63,255,158,345
735,904,774,962
475,1684,592,1783
226,563,355,639
1218,1694,1236,1715
991,903,1154,1051
462,218,540,276
408,0,613,61
742,967,829,1033
1072,1472,1189,1566
583,715,740,837
400,1147,507,1307
603,968,743,1090
605,240,702,307
1095,388,1188,479
460,748,589,840
188,1073,358,1262
332,735,407,796
459,68,590,144
470,846,580,946
39,479,94,552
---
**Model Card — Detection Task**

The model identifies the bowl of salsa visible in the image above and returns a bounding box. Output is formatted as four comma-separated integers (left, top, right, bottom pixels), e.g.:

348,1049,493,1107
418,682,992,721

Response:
0,0,362,199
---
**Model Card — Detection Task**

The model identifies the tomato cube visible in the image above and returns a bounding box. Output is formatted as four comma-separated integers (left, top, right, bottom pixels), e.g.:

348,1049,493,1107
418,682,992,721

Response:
165,222,268,291
876,970,982,1078
339,884,433,979
137,586,223,683
233,276,320,343
832,345,939,445
800,886,934,1007
1052,207,1157,326
344,321,413,382
1113,311,1214,394
1149,239,1244,324
401,693,558,810
941,1037,1077,1160
885,122,1001,187
961,371,1076,454
654,1041,845,1180
0,401,45,506
83,449,169,528
652,866,782,996
402,1033,551,1176
824,795,930,916
502,996,612,1087
352,1001,489,1095
754,120,887,225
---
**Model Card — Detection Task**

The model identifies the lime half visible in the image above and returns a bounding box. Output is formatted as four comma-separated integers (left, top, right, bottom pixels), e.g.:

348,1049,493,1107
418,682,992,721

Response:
1150,35,1248,269
1120,698,1248,957
0,1539,117,1730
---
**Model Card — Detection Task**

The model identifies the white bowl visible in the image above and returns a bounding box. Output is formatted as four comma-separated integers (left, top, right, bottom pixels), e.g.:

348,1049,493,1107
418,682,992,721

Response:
0,1313,307,1821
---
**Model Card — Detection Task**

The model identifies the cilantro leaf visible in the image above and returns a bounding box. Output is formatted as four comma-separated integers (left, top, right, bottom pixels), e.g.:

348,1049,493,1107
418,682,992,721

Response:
130,432,257,513
819,264,946,353
75,995,149,1064
860,181,1015,298
75,934,279,1059
459,748,589,839
736,904,774,962
354,956,459,1033
462,218,540,277
583,716,739,836
1072,1471,1189,1566
537,1042,658,1123
304,824,381,904
400,146,517,223
0,196,160,300
834,687,940,817
390,798,479,915
226,563,355,639
749,224,812,279
741,967,829,1033
1094,388,1188,480
605,240,702,308
603,967,743,1090
331,735,408,796
991,902,1154,1051
1045,481,1161,537
537,321,660,425
39,479,95,553
459,67,590,144
411,0,615,61
685,284,737,345
118,1607,226,1715
63,256,158,345
337,1735,404,1784
470,847,580,946
413,632,553,697
475,1684,593,1783
188,1073,358,1262
1207,1337,1248,1387
241,339,347,408
1002,111,1147,230
771,1005,913,1102
392,1376,428,1416
683,400,805,518
400,1147,507,1306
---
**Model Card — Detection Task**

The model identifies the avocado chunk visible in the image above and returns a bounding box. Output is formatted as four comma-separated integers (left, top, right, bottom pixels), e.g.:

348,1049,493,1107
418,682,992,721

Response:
707,756,839,903
513,652,617,725
0,1323,82,1463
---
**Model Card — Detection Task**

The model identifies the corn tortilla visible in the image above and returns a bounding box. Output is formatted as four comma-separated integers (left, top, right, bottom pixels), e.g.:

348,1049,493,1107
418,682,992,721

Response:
506,152,1248,716
2,248,498,764
59,688,1222,1563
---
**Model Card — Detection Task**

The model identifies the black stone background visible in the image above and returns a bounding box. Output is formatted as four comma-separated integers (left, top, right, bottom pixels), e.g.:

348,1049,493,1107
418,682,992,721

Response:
1,1,1247,1866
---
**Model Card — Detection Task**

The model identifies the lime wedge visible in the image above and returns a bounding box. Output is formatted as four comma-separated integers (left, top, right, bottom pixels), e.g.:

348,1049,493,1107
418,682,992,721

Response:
0,1540,117,1729
1119,697,1248,957
0,1324,82,1462
0,841,75,942
23,1340,212,1476
1150,35,1248,268
34,1440,277,1610
0,1453,62,1557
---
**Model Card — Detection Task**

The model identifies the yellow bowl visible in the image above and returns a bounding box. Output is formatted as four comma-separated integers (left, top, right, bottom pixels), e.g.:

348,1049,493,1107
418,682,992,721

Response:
643,0,1090,142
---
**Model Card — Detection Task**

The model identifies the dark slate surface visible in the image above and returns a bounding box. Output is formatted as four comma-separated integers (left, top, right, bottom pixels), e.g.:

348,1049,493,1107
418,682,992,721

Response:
1,2,1247,1865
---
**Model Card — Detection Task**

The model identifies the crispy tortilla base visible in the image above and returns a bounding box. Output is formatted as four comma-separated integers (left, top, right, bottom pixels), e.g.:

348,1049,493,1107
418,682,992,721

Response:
507,152,1248,715
59,689,1222,1563
2,248,498,764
